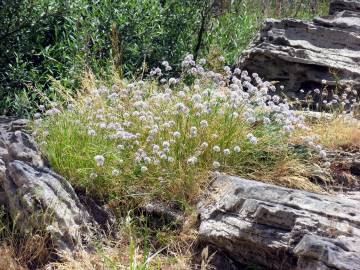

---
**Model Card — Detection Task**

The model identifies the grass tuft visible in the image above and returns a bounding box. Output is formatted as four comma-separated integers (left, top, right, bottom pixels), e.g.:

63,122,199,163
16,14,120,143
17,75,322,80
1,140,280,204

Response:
33,57,320,207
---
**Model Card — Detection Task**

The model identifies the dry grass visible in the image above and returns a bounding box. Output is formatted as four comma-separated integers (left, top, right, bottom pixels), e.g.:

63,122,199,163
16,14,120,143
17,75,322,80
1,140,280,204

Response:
51,249,191,270
313,119,360,151
0,245,26,270
0,212,196,270
252,157,324,193
0,208,55,269
0,234,51,270
47,212,198,270
293,117,360,151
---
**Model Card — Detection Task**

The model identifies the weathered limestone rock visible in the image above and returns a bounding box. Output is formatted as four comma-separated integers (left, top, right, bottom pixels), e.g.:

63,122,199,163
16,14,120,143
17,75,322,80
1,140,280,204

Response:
329,0,360,14
237,0,360,98
0,118,92,254
197,175,360,270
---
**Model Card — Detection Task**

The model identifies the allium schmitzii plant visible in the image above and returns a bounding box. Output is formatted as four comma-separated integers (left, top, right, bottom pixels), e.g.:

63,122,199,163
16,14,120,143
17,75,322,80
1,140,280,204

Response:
33,55,322,206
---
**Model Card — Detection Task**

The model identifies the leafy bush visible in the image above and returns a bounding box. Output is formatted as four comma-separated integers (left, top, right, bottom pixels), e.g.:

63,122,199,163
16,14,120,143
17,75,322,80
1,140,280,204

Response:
1,0,329,116
0,0,86,115
0,0,205,115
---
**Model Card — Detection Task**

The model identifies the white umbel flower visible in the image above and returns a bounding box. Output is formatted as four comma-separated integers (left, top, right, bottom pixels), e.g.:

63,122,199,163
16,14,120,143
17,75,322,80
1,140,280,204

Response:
88,129,96,136
200,120,208,128
213,161,220,169
94,155,105,167
112,169,120,176
187,156,198,165
212,146,220,152
233,146,241,153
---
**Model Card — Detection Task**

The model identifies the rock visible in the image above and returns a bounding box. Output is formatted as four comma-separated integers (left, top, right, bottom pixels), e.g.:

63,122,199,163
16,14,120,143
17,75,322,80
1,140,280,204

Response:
329,0,360,14
237,0,360,99
0,192,5,206
8,118,29,132
342,191,360,201
325,150,360,191
4,161,92,252
315,10,360,32
294,234,360,270
197,175,360,270
0,118,92,255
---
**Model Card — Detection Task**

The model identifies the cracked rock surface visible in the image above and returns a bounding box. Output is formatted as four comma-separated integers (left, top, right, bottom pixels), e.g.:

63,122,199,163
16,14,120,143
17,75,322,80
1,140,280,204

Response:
197,175,360,270
0,117,92,254
237,0,360,98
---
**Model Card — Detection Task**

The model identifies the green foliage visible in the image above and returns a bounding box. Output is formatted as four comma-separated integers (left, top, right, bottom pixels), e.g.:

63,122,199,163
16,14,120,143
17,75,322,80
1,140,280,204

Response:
0,0,204,116
0,0,83,115
202,1,262,63
1,0,329,116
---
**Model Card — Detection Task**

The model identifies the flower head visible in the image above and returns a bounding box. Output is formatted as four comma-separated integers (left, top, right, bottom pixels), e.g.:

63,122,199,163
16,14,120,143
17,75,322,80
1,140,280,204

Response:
213,161,220,169
141,166,148,173
212,146,220,152
223,149,230,156
94,155,105,167
234,146,241,153
319,150,327,159
173,131,181,138
88,129,96,137
200,120,208,128
247,133,258,145
112,169,120,176
187,156,198,165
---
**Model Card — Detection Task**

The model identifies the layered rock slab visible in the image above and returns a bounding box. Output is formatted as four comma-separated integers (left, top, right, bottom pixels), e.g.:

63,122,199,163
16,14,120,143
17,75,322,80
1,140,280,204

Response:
330,0,360,14
237,0,360,98
0,117,92,254
197,175,360,270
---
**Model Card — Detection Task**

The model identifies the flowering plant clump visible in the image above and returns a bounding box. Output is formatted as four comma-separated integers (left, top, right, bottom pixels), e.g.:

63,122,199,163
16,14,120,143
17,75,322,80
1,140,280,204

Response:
33,55,321,203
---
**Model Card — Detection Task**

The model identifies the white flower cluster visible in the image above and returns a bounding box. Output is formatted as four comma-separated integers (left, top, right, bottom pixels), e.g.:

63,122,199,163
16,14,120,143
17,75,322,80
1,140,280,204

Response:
302,135,330,167
36,55,350,183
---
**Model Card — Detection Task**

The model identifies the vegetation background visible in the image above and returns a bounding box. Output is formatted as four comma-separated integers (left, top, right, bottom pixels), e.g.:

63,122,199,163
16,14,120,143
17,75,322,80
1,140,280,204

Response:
3,1,360,270
0,0,328,116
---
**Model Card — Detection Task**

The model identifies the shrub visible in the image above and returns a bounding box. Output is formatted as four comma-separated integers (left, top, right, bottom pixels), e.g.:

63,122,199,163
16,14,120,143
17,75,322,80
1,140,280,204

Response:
0,0,84,115
1,0,329,116
0,0,205,116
